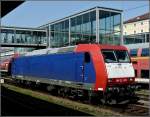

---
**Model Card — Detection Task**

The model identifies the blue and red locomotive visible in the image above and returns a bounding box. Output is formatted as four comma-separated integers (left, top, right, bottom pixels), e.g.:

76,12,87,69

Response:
11,44,138,104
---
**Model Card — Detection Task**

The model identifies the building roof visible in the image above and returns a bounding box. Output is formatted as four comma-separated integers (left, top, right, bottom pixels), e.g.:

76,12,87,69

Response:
1,26,47,32
124,12,150,24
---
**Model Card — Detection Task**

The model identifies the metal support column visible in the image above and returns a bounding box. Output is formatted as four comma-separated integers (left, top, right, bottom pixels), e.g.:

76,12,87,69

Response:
14,27,16,43
69,18,71,45
96,7,99,43
145,33,147,43
120,12,123,45
48,24,51,48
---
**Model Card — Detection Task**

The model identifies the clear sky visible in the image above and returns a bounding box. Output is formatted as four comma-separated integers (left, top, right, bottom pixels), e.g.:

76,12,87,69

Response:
2,0,149,28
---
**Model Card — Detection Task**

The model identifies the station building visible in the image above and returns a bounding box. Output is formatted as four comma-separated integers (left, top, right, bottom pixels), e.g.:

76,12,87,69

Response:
123,12,150,45
1,26,47,48
1,6,123,56
40,7,123,48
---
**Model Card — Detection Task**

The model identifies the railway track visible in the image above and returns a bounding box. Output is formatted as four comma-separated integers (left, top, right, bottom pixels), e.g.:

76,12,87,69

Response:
136,90,149,101
101,103,149,116
137,94,149,101
119,104,149,116
1,77,150,116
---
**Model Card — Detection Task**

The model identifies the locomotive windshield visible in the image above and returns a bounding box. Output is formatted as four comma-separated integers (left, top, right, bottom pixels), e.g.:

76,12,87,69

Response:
102,51,117,63
102,50,130,63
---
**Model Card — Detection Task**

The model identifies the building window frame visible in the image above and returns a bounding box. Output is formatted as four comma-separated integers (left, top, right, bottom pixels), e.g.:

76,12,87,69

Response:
134,31,136,34
134,23,136,27
141,29,143,33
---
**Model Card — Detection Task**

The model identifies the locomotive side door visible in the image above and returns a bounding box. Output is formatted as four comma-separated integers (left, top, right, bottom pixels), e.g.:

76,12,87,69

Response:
75,53,85,83
76,52,91,84
83,52,92,83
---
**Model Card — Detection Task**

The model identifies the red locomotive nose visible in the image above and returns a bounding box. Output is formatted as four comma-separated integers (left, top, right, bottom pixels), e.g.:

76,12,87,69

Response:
108,78,135,85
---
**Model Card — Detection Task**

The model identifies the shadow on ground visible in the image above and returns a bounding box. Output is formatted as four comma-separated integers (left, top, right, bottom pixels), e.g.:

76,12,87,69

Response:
1,86,91,116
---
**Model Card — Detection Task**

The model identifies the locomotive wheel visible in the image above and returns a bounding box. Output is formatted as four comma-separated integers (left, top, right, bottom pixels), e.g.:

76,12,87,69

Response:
47,85,55,92
88,91,100,104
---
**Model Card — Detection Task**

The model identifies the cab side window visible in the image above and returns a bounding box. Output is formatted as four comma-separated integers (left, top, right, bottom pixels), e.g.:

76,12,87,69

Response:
84,52,90,63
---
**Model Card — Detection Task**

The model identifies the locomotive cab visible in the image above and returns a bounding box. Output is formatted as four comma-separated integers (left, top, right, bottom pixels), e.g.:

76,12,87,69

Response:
102,49,135,85
76,44,138,104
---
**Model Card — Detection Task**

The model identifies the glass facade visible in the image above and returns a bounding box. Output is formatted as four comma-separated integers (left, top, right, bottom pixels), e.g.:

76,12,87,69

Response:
48,7,122,48
124,33,149,44
50,20,69,47
70,11,96,45
99,11,121,45
1,28,47,45
1,29,15,43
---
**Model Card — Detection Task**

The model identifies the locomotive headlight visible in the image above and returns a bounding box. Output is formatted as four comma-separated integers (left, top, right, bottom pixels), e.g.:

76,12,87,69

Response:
109,87,112,91
108,79,112,82
129,78,134,81
116,79,120,82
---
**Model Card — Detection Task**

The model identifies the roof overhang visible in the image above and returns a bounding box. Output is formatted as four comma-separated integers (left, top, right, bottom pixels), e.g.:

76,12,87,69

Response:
1,1,24,18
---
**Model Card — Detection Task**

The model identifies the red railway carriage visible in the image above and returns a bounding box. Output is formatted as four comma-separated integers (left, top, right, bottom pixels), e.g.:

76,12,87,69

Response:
0,59,10,71
126,43,149,79
0,53,19,74
125,43,149,86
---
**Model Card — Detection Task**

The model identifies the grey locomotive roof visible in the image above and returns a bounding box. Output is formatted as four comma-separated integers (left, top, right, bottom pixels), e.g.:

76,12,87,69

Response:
25,46,76,56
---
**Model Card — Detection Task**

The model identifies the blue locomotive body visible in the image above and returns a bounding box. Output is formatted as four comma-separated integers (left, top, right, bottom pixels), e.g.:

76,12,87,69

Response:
11,52,96,89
